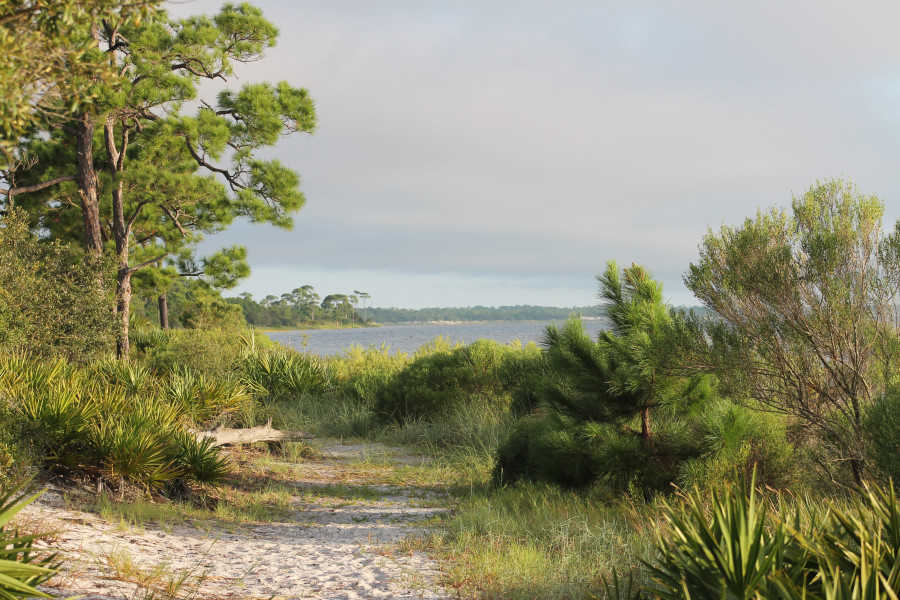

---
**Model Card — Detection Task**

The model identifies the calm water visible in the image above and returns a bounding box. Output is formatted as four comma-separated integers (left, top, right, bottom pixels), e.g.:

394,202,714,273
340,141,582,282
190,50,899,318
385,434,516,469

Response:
264,319,608,356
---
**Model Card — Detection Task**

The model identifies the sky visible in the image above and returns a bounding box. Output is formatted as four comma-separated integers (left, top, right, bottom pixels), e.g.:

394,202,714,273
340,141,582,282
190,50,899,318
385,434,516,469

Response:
169,0,900,309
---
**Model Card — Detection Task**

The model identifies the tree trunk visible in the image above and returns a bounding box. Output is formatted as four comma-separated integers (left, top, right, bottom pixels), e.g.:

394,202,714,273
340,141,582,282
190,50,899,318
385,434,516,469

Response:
116,266,132,358
640,406,652,444
75,113,103,254
106,116,133,359
158,293,169,330
194,419,313,447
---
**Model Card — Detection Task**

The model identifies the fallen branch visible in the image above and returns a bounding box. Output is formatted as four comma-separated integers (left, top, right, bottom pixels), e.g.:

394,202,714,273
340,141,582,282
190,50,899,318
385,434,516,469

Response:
194,418,313,447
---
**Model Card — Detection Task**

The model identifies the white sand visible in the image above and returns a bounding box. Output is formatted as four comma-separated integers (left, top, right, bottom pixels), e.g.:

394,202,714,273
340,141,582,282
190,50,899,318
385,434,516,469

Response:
24,441,450,600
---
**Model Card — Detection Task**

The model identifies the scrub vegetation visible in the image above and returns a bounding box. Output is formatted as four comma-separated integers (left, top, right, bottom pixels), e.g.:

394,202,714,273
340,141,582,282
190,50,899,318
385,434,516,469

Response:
3,4,900,597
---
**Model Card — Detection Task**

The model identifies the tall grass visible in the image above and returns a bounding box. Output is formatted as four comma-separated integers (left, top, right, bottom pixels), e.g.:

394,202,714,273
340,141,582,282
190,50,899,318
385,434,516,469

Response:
433,482,660,600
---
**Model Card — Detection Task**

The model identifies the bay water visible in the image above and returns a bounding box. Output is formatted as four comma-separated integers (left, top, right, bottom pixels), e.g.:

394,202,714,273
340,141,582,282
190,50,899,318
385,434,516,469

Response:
264,319,608,357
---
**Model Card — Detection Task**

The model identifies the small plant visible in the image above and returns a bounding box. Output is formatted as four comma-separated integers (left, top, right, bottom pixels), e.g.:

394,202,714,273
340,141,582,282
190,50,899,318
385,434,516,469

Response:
642,470,796,600
0,479,60,600
163,369,250,427
242,348,327,398
169,431,231,488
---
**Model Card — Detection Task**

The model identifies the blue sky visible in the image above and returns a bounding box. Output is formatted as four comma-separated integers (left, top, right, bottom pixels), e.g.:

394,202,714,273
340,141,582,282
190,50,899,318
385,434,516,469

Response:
171,1,900,308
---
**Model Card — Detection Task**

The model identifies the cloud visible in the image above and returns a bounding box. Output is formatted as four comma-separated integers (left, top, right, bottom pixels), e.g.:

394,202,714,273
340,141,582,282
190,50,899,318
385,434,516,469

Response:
176,0,900,307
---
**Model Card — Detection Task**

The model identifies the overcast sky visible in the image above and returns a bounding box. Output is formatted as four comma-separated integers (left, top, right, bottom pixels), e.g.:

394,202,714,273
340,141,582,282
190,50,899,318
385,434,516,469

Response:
170,0,900,308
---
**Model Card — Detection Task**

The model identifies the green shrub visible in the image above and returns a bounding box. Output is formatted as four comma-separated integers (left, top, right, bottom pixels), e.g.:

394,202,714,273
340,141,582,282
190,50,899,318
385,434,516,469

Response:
3,353,230,491
242,347,327,399
325,344,409,404
638,474,900,600
143,328,246,378
0,209,117,363
169,431,230,488
91,358,157,397
88,402,181,488
374,338,538,421
678,401,796,490
642,470,796,600
863,389,900,484
163,369,251,427
493,415,685,491
497,341,547,416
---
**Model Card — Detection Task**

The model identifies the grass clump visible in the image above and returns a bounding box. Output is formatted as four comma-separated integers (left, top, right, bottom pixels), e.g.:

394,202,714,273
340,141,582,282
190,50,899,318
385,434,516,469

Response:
434,482,659,600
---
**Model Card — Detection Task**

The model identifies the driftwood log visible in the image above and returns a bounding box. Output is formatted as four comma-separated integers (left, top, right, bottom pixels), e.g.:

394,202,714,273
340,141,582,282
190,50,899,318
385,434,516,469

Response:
195,418,314,447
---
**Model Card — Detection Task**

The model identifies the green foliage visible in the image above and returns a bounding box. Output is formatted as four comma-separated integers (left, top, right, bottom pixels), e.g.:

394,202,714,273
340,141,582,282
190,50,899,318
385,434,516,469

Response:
496,263,712,492
374,338,540,422
0,1,160,140
169,431,230,488
639,475,900,600
679,401,797,490
242,347,327,399
0,479,60,600
685,178,900,484
0,210,116,363
163,369,250,427
863,390,900,485
142,328,246,379
642,470,797,600
325,345,409,405
0,353,230,490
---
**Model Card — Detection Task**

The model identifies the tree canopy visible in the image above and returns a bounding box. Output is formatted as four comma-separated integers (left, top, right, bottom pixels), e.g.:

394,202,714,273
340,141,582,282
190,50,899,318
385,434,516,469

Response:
685,178,900,485
2,2,316,356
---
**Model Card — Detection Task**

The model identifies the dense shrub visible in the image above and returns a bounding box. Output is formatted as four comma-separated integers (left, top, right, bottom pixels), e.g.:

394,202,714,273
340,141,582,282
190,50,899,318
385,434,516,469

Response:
678,401,796,490
242,346,327,399
863,389,900,484
0,210,117,363
141,328,247,378
325,344,409,405
493,414,697,491
374,338,543,422
0,353,230,491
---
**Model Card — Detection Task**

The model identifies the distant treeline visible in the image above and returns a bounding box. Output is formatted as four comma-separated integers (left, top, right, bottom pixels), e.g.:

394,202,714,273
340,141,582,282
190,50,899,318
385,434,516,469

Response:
367,305,602,323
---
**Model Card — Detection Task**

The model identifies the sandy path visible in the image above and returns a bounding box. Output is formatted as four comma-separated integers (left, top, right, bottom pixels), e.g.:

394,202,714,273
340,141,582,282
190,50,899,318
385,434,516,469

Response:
24,441,449,600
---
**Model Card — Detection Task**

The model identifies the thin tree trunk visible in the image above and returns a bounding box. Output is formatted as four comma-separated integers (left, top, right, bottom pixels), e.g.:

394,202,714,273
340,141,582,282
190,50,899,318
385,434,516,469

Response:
116,268,132,358
158,293,169,330
75,113,103,254
107,115,131,359
640,406,652,444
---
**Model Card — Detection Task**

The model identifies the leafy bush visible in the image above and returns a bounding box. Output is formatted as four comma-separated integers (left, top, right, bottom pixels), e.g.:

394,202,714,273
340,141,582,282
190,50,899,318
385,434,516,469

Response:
325,344,409,404
863,389,900,484
1,353,231,491
91,358,157,397
163,369,250,427
642,470,796,600
637,473,900,600
143,328,246,378
0,209,117,363
169,431,230,488
678,401,797,490
374,338,539,422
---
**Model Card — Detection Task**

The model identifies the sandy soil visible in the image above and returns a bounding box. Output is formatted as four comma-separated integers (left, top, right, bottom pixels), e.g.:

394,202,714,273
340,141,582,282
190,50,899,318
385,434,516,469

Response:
23,441,449,600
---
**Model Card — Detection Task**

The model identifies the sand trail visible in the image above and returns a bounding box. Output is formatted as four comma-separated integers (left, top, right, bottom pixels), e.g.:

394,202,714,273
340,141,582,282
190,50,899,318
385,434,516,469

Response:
24,440,449,600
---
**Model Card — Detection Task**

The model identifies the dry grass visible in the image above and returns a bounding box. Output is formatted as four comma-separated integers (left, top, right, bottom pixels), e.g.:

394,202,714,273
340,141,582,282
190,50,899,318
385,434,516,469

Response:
95,543,213,600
